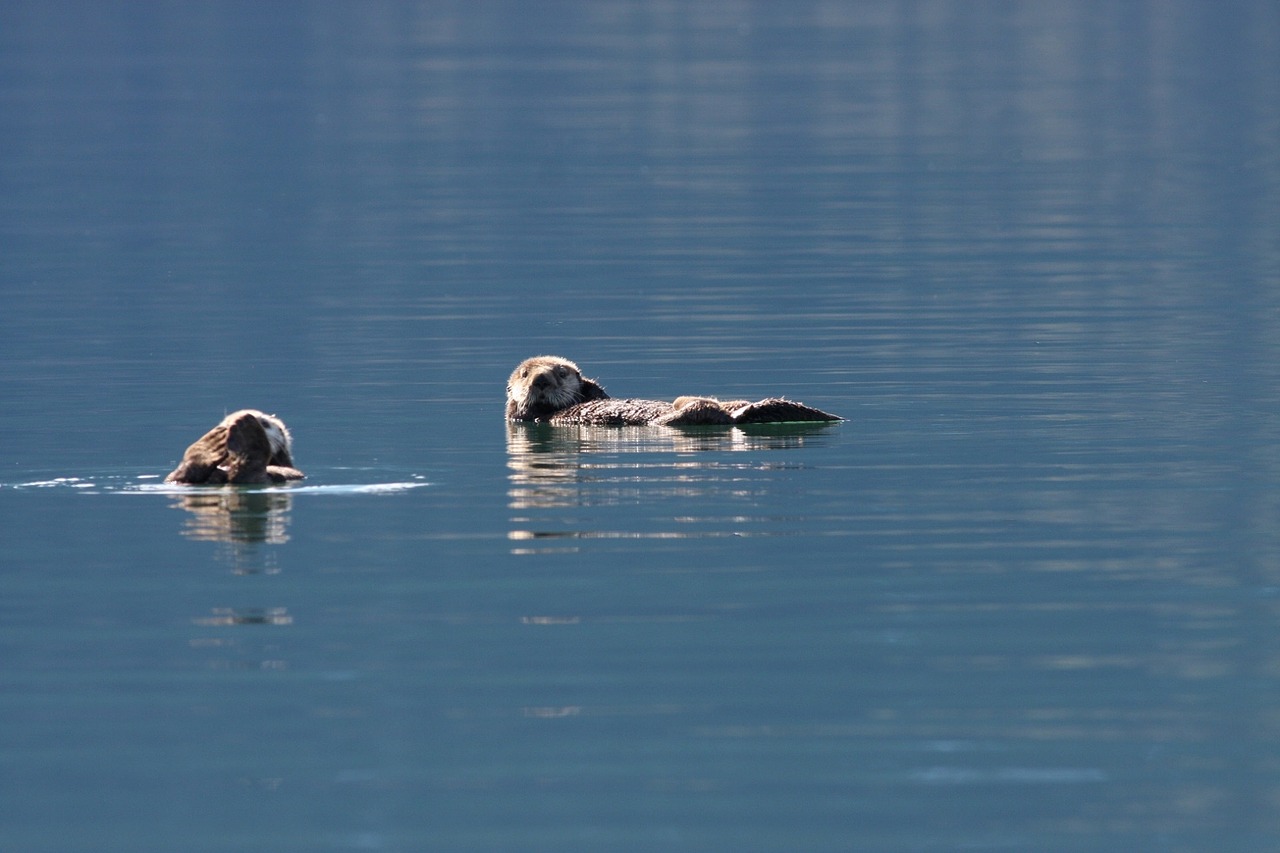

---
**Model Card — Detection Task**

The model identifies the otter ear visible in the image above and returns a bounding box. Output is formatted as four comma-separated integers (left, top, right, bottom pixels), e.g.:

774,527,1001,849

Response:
578,377,609,401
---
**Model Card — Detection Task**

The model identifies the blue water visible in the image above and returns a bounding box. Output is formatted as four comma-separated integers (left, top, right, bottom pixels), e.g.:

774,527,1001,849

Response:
3,3,1280,851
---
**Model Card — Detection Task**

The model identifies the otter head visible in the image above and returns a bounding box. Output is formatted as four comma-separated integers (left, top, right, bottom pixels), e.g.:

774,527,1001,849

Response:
506,355,609,421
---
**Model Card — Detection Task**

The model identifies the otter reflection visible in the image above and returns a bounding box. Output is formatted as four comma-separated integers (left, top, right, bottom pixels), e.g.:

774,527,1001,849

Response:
508,419,835,461
172,489,293,544
506,421,839,550
171,489,294,573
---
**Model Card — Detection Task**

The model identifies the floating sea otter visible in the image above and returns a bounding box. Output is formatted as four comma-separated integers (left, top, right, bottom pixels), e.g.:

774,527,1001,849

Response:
505,356,841,425
165,410,305,485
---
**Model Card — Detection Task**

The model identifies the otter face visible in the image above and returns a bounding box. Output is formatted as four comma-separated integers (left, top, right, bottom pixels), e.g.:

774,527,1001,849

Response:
506,355,606,420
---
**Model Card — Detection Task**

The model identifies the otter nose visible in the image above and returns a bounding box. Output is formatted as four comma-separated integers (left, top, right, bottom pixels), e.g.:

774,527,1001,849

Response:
532,373,552,390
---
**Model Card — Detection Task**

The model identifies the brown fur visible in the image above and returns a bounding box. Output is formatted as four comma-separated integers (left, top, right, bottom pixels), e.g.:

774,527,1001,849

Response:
505,356,841,425
165,410,305,485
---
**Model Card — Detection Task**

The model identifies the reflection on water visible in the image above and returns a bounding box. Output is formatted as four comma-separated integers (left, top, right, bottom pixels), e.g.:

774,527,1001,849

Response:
162,478,426,574
192,607,294,627
506,420,841,462
506,420,840,551
172,489,298,675
172,489,294,545
170,488,293,575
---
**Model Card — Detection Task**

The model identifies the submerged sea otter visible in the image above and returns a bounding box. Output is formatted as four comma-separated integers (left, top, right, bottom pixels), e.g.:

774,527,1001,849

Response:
505,356,841,425
165,410,305,485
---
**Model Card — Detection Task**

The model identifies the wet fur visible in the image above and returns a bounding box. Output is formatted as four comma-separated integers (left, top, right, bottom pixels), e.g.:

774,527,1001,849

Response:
505,356,841,425
165,410,305,485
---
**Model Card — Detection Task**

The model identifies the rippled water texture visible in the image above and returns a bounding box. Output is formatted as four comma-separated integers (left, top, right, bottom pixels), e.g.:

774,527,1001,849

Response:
2,3,1279,852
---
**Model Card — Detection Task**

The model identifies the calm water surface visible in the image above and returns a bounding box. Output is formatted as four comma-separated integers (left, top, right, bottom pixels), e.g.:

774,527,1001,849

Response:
3,3,1280,851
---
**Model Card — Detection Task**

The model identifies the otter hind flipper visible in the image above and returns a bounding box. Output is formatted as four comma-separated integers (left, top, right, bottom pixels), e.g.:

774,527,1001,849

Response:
729,398,842,424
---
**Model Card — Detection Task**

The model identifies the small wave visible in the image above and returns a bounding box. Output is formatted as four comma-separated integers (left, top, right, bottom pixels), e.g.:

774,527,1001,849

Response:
126,480,430,495
268,482,428,495
10,477,99,489
6,473,429,495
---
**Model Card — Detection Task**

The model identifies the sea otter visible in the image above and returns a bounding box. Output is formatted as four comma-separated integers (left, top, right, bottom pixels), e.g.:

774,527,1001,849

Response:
505,356,841,425
165,409,306,485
